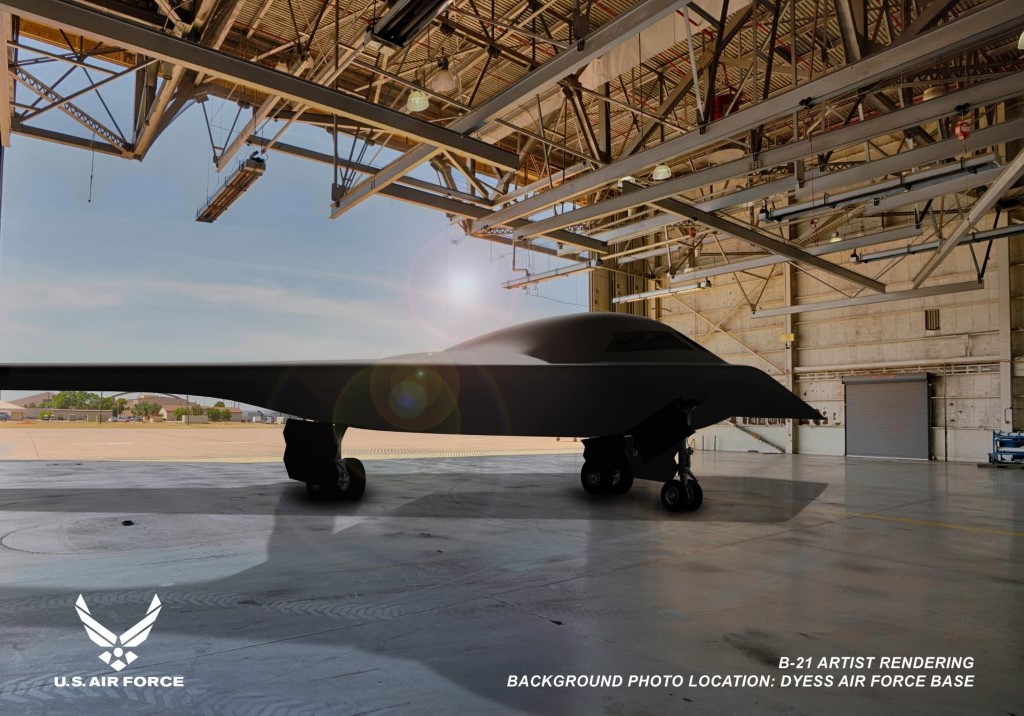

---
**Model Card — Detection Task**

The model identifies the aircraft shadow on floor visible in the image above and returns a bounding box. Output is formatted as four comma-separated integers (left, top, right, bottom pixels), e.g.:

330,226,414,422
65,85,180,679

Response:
0,475,826,522
0,463,827,715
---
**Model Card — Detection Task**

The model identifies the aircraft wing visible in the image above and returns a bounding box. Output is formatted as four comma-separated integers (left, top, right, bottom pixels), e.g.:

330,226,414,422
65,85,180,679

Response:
0,361,819,437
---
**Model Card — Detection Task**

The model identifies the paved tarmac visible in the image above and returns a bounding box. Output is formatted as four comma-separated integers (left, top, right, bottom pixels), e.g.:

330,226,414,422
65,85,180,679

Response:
0,451,1021,714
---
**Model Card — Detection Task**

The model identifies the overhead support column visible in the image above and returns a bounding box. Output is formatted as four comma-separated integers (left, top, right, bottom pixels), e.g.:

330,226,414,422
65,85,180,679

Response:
327,0,697,219
912,147,1024,287
0,0,518,170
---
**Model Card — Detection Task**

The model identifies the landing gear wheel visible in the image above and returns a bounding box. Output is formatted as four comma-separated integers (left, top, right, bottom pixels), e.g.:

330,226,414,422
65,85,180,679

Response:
342,457,366,500
306,457,366,501
661,479,703,512
581,462,605,495
581,459,634,496
608,469,634,495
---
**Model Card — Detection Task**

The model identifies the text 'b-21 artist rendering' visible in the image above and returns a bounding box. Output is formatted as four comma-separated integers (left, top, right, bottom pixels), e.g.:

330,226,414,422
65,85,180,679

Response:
0,313,820,512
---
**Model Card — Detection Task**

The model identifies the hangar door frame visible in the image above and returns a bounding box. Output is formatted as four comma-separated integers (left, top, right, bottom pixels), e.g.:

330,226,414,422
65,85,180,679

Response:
842,374,931,460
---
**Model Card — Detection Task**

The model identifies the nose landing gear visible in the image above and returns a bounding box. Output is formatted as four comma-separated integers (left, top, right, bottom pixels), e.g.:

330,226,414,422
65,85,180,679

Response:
283,419,366,500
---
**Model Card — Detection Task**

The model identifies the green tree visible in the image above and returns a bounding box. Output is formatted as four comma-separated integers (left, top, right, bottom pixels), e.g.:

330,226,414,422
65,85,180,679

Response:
213,401,225,408
111,398,128,417
208,407,231,422
190,403,204,416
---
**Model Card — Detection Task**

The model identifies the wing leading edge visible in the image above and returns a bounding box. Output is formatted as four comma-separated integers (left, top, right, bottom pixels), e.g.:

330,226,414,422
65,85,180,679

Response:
0,361,820,437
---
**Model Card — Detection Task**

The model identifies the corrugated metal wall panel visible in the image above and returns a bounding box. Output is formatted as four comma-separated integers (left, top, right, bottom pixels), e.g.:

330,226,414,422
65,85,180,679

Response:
844,375,930,459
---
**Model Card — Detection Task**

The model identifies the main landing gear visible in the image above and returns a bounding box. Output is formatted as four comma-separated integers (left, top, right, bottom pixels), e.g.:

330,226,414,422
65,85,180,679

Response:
283,419,366,500
581,440,701,512
659,447,703,513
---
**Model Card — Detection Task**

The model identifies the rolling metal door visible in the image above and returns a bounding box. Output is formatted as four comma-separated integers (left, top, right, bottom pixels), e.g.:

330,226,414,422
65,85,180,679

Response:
843,374,930,459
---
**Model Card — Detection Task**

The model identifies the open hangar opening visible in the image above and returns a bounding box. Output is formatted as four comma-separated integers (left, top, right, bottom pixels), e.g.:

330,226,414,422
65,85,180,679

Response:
0,0,1023,713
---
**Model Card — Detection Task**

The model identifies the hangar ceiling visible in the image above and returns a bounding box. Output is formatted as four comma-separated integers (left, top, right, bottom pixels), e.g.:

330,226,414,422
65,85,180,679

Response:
2,0,1024,310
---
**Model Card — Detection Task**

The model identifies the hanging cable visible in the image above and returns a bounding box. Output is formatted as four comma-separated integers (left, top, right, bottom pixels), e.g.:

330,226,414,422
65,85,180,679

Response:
87,132,96,203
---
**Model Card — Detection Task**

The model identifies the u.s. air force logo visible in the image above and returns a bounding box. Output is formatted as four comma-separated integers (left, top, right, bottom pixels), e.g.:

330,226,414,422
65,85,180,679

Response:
74,594,162,671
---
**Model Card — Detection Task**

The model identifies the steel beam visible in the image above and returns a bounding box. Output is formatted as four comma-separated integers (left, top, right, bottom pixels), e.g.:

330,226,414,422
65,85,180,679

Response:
912,147,1024,287
21,58,156,122
14,67,130,154
0,11,10,147
471,0,1024,232
259,138,490,207
2,0,518,170
216,46,361,172
12,121,124,155
619,5,754,158
328,0,695,218
507,71,1024,240
266,137,603,253
865,167,1001,215
648,192,886,292
752,280,984,317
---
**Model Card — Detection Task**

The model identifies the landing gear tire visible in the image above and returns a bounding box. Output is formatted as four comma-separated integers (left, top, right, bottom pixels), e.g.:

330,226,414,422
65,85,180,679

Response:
305,457,367,501
581,462,605,494
608,470,634,495
661,479,702,512
581,460,634,495
342,457,366,500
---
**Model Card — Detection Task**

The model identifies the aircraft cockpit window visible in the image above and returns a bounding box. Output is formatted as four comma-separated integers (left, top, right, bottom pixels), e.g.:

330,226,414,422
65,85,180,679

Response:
606,330,700,353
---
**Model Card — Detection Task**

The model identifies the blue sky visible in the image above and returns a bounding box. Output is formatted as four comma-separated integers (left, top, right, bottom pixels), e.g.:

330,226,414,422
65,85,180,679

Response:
0,61,586,402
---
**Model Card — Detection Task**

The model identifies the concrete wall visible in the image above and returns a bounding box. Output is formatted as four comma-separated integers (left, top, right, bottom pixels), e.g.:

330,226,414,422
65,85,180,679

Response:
623,220,1023,463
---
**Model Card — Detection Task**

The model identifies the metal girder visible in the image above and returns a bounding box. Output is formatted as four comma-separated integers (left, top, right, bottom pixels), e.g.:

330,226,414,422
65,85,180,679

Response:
21,58,155,122
216,46,361,173
442,151,493,200
646,191,887,292
328,0,695,218
13,66,130,155
471,0,1024,233
640,226,922,283
621,3,754,158
136,0,246,158
0,11,10,147
12,121,124,155
832,0,933,147
265,137,603,253
503,261,597,288
509,71,1024,240
3,0,519,170
753,281,984,317
865,167,1002,215
901,0,961,38
255,137,491,208
912,147,1024,287
562,79,601,162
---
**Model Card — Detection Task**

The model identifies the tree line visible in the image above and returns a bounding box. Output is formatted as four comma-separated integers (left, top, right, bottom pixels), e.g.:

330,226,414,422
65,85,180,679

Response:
28,392,234,421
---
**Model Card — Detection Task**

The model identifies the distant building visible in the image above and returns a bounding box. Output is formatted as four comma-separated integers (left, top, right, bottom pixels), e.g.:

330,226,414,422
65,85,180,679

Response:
8,392,55,408
0,400,26,420
21,407,111,422
226,407,245,422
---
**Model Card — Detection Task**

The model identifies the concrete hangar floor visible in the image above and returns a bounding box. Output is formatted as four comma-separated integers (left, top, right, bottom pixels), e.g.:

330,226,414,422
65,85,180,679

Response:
0,448,1021,715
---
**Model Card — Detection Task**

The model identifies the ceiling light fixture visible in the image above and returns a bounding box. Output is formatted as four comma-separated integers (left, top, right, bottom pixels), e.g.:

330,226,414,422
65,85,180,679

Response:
1018,28,1024,50
617,175,637,188
406,89,429,113
611,277,711,304
830,230,842,243
651,163,672,181
432,56,457,94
